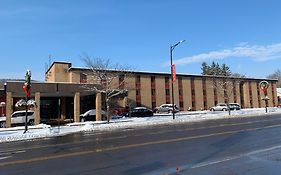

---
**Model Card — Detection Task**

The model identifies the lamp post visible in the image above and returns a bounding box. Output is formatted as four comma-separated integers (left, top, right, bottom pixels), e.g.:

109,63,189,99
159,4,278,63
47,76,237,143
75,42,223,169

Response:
170,40,185,119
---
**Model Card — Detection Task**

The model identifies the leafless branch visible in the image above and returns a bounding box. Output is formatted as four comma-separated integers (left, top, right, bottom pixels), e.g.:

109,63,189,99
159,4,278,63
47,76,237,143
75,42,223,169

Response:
81,54,134,122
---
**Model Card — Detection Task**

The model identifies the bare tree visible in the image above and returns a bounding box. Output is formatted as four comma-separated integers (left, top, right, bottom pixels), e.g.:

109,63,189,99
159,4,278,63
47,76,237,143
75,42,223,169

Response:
81,55,133,123
267,69,281,88
212,76,241,115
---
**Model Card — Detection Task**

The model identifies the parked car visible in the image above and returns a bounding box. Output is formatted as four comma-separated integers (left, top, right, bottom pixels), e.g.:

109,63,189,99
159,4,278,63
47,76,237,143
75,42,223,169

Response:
80,109,107,122
154,104,179,113
126,107,153,117
228,103,241,110
209,103,228,111
276,104,281,108
0,110,35,128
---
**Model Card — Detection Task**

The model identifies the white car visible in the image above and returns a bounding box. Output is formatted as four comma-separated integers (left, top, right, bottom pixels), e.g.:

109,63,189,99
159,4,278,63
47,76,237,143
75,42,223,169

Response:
209,103,228,111
154,104,180,113
0,110,35,128
80,109,107,122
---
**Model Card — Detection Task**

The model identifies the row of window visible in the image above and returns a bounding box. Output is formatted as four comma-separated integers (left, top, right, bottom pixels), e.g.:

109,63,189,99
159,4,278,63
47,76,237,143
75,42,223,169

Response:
146,76,276,110
79,73,277,109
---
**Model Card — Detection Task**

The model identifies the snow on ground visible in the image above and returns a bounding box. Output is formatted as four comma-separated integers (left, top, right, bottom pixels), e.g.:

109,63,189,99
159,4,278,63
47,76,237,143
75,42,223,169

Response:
0,107,281,143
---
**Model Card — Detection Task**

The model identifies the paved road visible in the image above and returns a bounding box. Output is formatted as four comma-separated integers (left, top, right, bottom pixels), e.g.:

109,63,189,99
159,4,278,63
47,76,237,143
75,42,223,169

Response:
1,113,281,175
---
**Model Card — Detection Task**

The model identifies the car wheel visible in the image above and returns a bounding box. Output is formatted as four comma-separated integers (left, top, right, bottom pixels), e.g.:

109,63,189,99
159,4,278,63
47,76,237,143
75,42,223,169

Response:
81,118,85,122
29,119,35,126
210,108,214,111
0,122,6,128
222,108,227,111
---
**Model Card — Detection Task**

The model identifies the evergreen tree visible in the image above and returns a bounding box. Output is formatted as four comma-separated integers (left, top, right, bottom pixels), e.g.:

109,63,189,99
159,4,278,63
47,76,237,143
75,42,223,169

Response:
221,64,231,76
201,61,235,77
201,62,210,75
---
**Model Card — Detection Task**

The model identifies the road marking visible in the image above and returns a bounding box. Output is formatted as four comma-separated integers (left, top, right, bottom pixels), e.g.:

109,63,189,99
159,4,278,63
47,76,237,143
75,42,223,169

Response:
0,156,12,160
1,116,280,159
0,150,26,156
1,123,281,167
0,150,26,162
1,117,280,154
191,144,281,169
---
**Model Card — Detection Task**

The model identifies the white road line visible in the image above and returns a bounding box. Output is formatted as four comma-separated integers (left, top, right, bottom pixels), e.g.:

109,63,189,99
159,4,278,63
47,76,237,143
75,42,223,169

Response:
191,144,281,169
0,156,12,160
0,150,26,156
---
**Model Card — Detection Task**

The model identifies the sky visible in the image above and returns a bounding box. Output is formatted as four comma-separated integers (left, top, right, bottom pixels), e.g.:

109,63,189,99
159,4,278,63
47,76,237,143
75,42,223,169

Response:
0,0,281,81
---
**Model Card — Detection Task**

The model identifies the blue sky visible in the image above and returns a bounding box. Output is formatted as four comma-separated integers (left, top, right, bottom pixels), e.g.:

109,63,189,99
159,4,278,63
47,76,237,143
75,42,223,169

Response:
1,0,281,81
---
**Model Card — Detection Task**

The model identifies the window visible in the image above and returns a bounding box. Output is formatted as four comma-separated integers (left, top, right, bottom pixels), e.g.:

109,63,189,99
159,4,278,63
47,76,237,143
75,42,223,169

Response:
203,89,206,96
152,89,156,96
191,89,195,96
119,74,125,89
166,89,170,95
152,102,156,108
151,76,155,83
180,102,184,108
179,89,182,96
136,75,141,82
165,77,169,83
80,73,87,83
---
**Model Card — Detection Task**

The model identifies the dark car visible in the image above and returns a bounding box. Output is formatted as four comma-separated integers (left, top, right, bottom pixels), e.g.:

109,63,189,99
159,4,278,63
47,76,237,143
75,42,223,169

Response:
80,109,107,122
126,107,153,117
228,103,241,110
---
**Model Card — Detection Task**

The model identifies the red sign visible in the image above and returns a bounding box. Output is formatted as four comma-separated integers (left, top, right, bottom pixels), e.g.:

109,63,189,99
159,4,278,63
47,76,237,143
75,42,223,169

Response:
171,64,176,83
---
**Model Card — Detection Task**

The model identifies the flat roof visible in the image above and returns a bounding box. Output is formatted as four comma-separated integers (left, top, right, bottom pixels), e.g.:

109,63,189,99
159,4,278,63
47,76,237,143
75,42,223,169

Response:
69,67,278,82
5,81,100,97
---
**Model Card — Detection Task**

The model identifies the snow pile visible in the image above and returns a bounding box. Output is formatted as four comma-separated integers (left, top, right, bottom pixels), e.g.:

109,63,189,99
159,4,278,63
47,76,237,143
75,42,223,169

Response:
0,107,280,143
80,123,95,132
0,124,52,143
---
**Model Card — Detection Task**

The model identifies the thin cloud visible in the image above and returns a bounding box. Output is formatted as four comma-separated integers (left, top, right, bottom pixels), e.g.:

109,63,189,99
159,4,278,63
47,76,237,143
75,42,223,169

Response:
173,43,281,65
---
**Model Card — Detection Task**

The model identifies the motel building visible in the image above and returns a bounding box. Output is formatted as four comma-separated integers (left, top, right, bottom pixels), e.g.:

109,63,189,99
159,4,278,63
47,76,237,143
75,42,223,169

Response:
0,61,278,127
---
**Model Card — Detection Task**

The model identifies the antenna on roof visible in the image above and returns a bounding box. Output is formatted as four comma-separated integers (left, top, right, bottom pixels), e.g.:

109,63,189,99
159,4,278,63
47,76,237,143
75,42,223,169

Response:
49,55,52,67
44,55,52,73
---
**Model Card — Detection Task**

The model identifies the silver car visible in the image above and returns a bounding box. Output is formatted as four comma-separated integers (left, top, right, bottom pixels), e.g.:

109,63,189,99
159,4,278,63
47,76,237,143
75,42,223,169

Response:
209,103,228,111
154,104,180,113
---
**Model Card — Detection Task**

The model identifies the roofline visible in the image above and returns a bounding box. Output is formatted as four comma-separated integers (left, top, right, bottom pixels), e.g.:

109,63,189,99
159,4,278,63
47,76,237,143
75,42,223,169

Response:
69,67,278,82
45,61,72,75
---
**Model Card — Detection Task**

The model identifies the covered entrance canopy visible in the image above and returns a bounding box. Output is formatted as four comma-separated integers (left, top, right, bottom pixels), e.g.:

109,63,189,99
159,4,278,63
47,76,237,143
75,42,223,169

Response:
5,81,102,127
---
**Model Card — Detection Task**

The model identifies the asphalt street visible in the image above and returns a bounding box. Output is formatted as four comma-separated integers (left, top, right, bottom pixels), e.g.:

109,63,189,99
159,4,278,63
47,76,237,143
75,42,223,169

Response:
1,113,281,175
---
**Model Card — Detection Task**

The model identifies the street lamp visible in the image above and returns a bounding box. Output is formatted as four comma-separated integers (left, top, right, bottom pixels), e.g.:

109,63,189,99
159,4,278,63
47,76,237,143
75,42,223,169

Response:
170,40,185,120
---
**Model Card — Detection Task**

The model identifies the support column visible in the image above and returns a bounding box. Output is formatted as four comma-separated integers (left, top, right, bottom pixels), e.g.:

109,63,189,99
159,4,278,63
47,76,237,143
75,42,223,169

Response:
96,93,102,121
6,92,13,128
74,92,80,122
123,96,128,107
35,92,41,125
